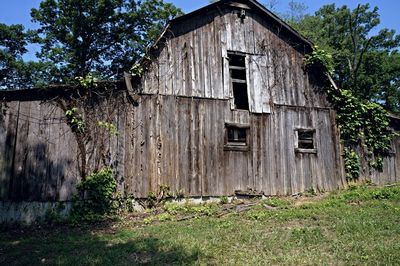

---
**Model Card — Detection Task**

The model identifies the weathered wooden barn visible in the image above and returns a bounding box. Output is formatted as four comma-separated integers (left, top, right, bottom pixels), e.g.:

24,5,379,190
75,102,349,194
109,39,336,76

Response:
133,0,347,196
3,0,398,223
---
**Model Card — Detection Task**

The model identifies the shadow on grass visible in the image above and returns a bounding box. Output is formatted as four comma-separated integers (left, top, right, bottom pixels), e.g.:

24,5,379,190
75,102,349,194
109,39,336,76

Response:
0,225,206,266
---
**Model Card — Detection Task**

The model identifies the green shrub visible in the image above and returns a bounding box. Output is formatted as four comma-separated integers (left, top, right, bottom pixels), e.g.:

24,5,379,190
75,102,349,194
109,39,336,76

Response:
72,168,117,217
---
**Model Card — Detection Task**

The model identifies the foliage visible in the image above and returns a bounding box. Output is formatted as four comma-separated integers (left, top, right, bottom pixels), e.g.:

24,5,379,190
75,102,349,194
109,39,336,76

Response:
335,184,400,202
0,23,58,89
343,148,361,180
130,63,144,77
263,197,292,208
72,168,117,217
145,184,173,208
75,73,98,88
97,121,119,136
328,87,393,177
306,45,394,179
0,23,28,88
219,196,229,204
30,0,183,83
292,3,400,112
304,46,334,74
65,107,86,132
163,201,218,217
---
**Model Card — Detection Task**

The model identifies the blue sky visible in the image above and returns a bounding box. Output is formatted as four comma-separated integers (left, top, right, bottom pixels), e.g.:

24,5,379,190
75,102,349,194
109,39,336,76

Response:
1,0,399,60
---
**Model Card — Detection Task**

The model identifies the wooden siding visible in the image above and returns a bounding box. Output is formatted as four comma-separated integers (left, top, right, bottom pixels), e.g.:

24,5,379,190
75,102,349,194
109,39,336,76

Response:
0,101,80,201
363,136,400,185
0,95,346,200
143,6,329,111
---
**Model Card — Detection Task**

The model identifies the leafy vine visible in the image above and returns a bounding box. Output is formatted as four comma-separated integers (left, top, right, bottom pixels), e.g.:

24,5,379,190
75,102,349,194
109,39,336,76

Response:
306,46,395,180
65,107,86,132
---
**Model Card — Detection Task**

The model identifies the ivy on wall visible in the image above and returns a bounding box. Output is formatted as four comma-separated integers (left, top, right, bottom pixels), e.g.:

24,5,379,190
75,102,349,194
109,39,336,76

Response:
306,47,395,180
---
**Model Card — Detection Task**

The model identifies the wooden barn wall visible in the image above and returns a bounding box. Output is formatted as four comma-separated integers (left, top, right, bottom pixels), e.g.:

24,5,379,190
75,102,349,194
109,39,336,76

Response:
361,136,400,185
0,91,130,202
0,94,346,201
142,6,329,110
4,94,399,201
123,95,345,197
0,101,80,202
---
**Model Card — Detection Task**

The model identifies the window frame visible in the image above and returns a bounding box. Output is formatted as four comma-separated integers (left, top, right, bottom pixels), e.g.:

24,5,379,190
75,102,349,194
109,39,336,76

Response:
224,122,250,152
295,128,317,154
227,51,249,111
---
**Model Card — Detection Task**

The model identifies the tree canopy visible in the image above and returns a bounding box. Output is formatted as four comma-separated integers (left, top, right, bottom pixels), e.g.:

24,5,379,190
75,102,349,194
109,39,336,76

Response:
30,0,183,83
0,23,28,88
291,4,400,112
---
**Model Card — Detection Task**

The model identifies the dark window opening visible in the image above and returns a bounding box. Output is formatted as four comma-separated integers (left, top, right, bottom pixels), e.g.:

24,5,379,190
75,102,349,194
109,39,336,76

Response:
233,83,249,110
227,127,247,144
298,130,315,149
225,123,250,152
228,52,249,110
231,69,247,80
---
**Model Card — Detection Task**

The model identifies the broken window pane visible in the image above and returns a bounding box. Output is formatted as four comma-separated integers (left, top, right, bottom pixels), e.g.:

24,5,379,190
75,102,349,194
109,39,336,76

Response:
227,126,247,144
298,130,315,149
232,82,249,110
228,52,249,110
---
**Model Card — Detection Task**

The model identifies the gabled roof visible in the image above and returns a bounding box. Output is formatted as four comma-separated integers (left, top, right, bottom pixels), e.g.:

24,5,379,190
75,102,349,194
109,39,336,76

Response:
170,0,312,48
147,0,313,58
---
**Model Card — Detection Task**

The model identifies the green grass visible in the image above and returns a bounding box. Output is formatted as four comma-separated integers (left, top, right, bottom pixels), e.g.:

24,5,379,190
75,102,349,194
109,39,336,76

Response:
1,185,400,265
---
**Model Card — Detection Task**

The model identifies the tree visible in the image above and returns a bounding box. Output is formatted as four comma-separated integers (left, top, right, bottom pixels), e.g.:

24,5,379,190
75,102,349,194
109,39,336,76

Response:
0,23,28,88
286,0,307,24
293,4,400,112
30,0,183,83
0,23,59,89
264,0,279,12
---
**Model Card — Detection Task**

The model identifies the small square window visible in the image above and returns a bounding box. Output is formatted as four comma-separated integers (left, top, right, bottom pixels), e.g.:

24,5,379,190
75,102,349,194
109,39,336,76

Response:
224,123,250,151
227,127,247,144
295,129,317,154
298,131,314,149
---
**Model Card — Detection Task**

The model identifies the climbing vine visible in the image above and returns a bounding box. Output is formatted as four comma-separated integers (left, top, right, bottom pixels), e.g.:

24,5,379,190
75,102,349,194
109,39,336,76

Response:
304,46,335,75
131,63,144,77
53,77,128,181
306,46,395,180
75,73,98,88
65,107,86,132
97,121,119,136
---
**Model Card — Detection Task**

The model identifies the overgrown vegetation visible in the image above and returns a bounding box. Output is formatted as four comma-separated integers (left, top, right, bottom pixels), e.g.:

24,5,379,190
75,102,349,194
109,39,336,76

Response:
75,74,98,88
65,107,86,133
330,88,393,177
2,184,400,265
306,46,394,180
304,46,334,75
72,168,117,219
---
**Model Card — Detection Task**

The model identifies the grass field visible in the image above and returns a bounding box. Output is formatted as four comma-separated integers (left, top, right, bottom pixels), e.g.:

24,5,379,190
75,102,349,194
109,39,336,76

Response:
1,184,400,265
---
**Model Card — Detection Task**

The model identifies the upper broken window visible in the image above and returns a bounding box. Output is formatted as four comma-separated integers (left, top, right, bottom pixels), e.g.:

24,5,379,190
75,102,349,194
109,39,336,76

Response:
228,52,249,110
